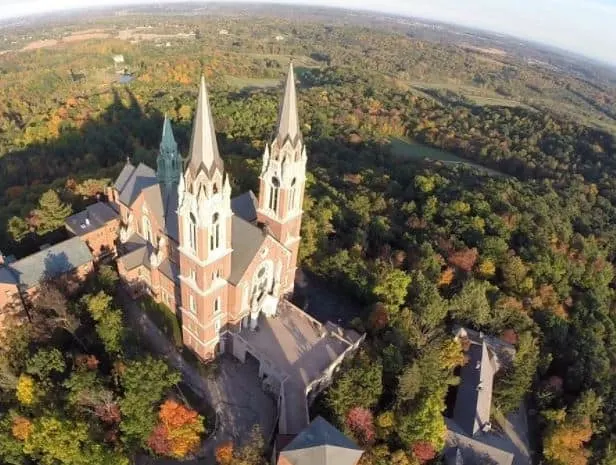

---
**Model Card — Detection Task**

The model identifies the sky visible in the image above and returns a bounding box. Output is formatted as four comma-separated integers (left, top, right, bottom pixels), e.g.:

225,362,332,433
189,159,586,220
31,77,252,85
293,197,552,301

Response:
0,0,615,65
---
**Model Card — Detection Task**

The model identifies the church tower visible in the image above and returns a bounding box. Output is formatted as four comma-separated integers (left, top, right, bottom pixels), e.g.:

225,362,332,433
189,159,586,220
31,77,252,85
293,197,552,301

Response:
257,62,307,288
177,77,232,360
156,115,182,192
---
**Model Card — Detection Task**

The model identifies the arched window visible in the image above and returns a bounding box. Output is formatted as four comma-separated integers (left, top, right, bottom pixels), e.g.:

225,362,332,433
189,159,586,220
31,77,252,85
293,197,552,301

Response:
210,213,220,250
269,177,280,213
289,177,297,211
214,296,221,314
213,183,218,194
188,213,197,252
142,216,152,242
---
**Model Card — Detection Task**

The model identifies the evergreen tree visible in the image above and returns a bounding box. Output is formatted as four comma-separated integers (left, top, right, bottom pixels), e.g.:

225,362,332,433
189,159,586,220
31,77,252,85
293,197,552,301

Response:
33,190,72,235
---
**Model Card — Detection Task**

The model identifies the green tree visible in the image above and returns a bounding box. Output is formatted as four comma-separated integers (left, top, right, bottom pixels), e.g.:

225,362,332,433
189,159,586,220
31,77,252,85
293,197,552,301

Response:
494,331,539,413
449,279,494,326
32,190,72,235
373,264,411,316
396,388,447,450
24,416,128,465
326,352,383,423
26,348,66,380
119,358,180,445
7,216,29,242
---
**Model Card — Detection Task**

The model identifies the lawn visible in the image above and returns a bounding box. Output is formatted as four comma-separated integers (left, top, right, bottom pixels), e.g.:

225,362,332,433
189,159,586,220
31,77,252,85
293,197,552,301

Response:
225,75,280,89
390,137,504,176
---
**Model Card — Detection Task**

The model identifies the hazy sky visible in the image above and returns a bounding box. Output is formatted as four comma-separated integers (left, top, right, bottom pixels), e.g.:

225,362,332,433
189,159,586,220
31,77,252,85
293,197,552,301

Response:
1,0,614,65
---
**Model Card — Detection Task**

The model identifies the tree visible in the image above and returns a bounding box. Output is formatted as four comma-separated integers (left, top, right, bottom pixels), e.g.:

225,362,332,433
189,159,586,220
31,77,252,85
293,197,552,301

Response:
11,416,33,441
543,418,592,465
326,352,383,423
494,331,539,413
215,441,234,465
0,414,27,465
232,425,266,465
82,292,124,356
119,358,180,445
447,247,478,272
26,348,65,380
345,407,375,445
32,190,72,235
24,416,129,465
396,388,447,451
449,279,493,326
411,441,437,463
146,399,204,458
97,265,119,293
7,216,29,242
373,265,411,316
16,374,37,406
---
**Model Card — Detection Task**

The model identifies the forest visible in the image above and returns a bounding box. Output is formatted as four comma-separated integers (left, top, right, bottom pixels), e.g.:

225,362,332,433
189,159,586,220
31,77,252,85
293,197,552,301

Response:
2,4,616,465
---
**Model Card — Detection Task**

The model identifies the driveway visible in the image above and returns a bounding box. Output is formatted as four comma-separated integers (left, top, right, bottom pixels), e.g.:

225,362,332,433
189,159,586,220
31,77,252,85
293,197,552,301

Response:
120,291,277,463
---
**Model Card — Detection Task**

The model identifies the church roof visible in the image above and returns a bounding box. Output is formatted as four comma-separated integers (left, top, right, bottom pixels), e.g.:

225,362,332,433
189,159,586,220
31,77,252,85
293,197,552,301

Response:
187,76,224,179
453,340,499,437
276,62,301,147
231,190,258,223
279,417,363,465
229,215,266,285
116,162,158,207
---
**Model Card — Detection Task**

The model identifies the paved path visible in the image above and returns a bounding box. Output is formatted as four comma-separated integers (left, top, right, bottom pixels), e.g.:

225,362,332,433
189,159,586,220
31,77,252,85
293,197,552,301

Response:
119,291,276,463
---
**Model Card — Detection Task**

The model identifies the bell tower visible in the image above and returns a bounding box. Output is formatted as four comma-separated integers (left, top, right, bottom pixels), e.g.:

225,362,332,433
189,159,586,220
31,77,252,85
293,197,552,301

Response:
257,62,307,287
177,76,232,360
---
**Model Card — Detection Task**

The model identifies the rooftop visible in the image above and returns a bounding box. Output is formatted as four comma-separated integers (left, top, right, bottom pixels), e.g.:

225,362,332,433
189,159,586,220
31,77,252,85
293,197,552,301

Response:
278,416,363,465
453,341,499,437
65,202,119,236
0,237,93,289
446,419,514,465
238,300,354,388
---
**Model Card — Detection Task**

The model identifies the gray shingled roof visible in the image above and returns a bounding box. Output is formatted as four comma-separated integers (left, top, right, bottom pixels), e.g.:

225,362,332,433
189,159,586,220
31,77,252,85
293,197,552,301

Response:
279,416,363,465
231,191,258,223
445,420,514,465
163,188,179,242
65,202,119,236
453,341,499,437
229,215,266,284
117,163,158,207
114,162,136,192
187,76,224,179
4,237,93,289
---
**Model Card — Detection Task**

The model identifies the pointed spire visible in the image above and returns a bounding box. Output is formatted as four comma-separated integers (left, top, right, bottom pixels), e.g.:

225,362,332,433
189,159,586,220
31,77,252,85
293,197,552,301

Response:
276,61,301,146
160,114,177,153
187,76,224,178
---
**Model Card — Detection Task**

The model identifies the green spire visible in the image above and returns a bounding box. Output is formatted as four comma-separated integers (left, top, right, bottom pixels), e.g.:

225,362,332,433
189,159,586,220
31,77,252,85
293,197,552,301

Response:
157,115,181,188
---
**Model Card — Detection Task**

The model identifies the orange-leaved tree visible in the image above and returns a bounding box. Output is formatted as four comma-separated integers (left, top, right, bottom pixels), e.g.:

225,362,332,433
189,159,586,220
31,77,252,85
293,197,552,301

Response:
215,441,234,465
147,399,204,458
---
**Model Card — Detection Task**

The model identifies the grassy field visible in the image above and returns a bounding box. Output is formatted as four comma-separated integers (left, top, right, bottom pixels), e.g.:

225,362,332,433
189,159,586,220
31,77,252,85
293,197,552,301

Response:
224,76,280,89
390,137,504,176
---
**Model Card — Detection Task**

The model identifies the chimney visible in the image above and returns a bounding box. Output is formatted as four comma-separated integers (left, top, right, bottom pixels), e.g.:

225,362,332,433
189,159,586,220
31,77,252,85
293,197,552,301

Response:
85,212,91,226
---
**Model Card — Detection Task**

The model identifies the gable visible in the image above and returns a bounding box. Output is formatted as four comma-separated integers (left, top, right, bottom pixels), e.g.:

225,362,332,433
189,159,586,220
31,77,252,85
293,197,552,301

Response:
117,163,158,207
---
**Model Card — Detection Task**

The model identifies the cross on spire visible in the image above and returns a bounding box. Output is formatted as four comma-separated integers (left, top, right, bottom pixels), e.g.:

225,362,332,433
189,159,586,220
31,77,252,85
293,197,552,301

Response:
276,61,301,146
187,76,224,178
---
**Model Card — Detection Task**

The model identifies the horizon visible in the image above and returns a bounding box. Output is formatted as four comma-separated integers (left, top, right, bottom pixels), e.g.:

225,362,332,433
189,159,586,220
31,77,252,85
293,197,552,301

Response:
0,0,615,66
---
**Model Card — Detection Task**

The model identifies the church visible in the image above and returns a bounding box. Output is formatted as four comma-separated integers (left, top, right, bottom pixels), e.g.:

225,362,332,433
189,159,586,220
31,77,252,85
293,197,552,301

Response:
0,64,362,437
110,65,306,361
